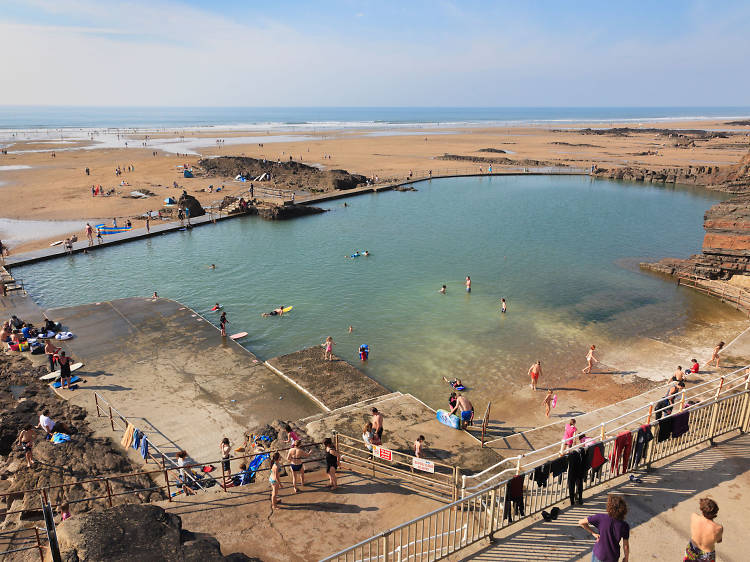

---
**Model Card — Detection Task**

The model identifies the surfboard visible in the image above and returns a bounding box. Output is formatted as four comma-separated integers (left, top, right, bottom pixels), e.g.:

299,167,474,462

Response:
50,240,64,247
230,332,248,340
40,362,84,380
51,375,81,388
436,409,460,429
282,306,293,313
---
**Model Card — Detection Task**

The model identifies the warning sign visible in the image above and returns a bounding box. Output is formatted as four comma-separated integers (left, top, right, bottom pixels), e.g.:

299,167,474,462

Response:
412,457,435,473
374,446,393,461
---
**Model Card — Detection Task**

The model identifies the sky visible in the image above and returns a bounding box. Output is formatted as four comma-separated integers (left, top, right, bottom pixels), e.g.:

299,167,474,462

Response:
2,0,749,107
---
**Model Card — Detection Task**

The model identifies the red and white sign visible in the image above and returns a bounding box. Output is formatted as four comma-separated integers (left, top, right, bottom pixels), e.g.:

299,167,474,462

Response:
412,457,435,473
374,446,392,461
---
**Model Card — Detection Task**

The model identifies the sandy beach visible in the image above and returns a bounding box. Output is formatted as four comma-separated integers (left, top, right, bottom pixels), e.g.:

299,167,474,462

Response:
1,118,748,253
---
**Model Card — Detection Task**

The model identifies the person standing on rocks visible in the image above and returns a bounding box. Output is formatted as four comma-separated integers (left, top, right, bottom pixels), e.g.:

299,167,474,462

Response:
685,498,723,561
528,361,542,390
16,425,36,468
287,440,311,493
323,336,334,361
269,451,283,508
371,408,384,442
58,351,72,390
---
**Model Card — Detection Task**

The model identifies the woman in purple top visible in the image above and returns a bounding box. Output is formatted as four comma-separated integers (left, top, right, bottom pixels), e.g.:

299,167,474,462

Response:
578,494,630,562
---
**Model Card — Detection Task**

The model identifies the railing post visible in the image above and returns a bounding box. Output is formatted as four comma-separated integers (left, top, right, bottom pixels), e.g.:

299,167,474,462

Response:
108,406,115,431
381,531,390,562
94,393,101,417
221,457,227,492
707,382,723,446
163,455,172,501
487,486,498,542
600,423,606,441
741,375,750,433
453,466,460,502
34,526,44,562
104,478,113,507
646,403,654,425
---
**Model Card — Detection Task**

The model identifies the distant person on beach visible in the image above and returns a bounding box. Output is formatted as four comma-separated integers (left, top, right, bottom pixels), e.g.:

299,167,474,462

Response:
448,394,474,429
564,418,577,449
220,437,231,475
86,223,93,246
528,361,542,390
414,435,426,458
219,312,228,336
543,389,554,417
582,345,598,374
96,227,103,244
465,276,471,293
439,285,446,294
501,298,507,313
685,498,722,561
145,216,150,233
16,425,36,468
691,359,700,374
287,440,311,492
324,336,334,361
578,494,630,562
371,408,384,441
323,437,340,490
348,325,353,333
709,342,724,368
269,451,283,509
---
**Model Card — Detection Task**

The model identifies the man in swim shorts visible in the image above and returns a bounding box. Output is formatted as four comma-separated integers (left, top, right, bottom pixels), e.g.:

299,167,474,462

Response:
449,395,474,429
371,408,384,442
16,425,36,468
528,361,542,391
685,498,722,561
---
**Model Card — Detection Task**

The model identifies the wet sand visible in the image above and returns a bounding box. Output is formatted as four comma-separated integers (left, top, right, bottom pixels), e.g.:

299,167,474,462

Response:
1,118,748,253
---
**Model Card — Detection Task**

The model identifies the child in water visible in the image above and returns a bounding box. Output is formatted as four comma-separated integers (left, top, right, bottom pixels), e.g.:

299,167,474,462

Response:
501,298,507,313
439,285,446,294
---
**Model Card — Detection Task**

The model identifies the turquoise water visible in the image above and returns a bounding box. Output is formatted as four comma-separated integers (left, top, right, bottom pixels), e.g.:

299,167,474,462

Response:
16,175,728,407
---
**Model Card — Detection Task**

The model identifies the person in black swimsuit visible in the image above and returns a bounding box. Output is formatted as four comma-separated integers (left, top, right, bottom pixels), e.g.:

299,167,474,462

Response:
323,437,340,490
58,351,72,390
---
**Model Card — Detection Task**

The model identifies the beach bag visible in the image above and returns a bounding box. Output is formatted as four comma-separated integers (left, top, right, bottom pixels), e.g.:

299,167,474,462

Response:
31,343,44,355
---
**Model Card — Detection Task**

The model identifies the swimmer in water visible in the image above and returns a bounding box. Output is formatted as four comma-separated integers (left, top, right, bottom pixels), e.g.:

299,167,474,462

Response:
363,250,370,256
209,264,216,269
465,276,471,293
348,325,353,333
442,376,463,389
262,306,286,317
439,284,447,294
212,303,221,310
501,298,507,313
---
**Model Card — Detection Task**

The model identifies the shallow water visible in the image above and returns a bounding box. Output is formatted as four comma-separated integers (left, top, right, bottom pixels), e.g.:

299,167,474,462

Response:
16,175,733,407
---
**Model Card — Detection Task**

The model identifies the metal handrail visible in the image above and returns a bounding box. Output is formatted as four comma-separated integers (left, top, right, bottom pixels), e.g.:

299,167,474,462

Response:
462,362,750,490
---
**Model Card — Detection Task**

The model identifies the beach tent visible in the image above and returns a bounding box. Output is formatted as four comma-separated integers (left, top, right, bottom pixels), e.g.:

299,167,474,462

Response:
183,170,194,178
164,197,176,205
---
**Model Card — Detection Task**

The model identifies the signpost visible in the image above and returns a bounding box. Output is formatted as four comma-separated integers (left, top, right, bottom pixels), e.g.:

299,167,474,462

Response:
412,457,435,473
374,446,393,462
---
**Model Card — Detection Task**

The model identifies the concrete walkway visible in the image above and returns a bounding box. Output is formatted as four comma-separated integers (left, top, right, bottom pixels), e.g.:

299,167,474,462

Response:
456,431,749,561
47,297,322,462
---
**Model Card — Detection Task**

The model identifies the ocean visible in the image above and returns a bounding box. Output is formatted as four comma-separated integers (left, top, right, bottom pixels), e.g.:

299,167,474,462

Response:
1,106,749,131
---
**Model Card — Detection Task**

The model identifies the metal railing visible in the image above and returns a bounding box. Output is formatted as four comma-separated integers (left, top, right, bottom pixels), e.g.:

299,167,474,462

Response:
335,434,461,502
0,527,47,561
677,274,750,315
462,363,750,492
322,379,750,561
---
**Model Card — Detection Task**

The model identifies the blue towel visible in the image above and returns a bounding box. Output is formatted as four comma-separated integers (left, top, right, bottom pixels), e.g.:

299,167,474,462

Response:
132,429,141,450
139,435,149,460
51,433,71,444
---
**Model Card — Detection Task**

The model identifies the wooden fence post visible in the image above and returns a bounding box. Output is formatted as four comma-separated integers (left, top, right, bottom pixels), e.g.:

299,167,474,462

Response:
488,486,498,541
94,393,100,417
741,375,750,433
108,406,114,431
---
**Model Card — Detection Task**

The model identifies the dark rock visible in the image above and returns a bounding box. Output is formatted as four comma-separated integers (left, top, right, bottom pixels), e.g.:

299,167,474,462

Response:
57,504,248,561
256,204,326,220
178,193,205,218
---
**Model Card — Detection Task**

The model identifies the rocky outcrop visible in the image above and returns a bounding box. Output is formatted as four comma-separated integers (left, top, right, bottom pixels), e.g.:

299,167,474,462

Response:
437,154,566,167
574,127,730,139
0,355,162,528
256,203,326,220
178,193,205,218
592,164,722,186
693,192,750,278
198,157,366,193
56,503,255,561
